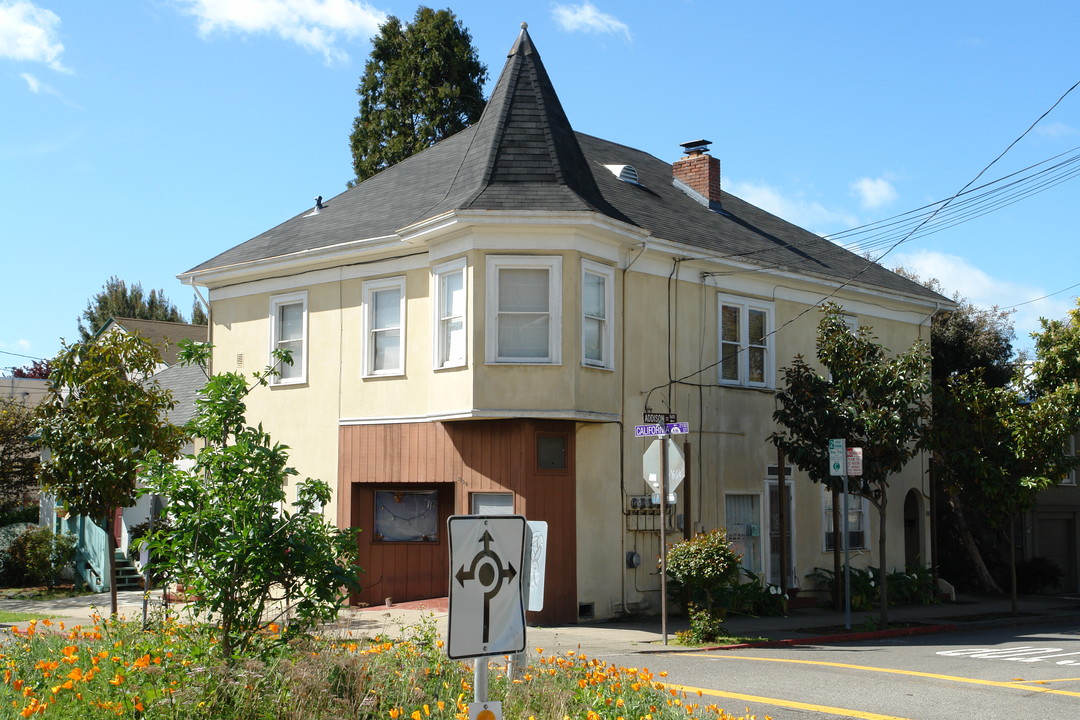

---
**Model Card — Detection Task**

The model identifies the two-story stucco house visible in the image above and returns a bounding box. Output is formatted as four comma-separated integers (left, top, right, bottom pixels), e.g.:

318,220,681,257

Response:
181,26,949,624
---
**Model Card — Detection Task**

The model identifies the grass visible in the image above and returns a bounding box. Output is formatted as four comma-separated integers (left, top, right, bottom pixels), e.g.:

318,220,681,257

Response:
0,611,772,719
0,610,53,624
0,584,95,601
668,635,770,648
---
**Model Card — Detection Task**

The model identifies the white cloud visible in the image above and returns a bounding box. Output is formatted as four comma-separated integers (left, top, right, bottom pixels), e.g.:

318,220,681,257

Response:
0,0,70,73
1035,121,1076,140
891,248,1075,349
725,178,859,235
552,2,631,39
851,176,898,210
176,0,387,64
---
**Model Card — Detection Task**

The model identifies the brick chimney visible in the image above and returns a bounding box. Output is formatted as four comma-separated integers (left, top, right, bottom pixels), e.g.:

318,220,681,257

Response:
672,139,721,206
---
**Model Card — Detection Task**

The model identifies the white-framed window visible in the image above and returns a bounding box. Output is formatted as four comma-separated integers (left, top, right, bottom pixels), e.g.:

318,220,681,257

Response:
269,291,307,384
363,276,405,376
822,485,870,551
718,294,774,387
725,493,763,573
1063,434,1077,486
433,259,467,369
486,255,562,364
581,260,614,369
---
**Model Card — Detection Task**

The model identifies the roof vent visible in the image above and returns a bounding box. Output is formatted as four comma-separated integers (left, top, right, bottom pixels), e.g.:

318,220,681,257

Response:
604,164,641,185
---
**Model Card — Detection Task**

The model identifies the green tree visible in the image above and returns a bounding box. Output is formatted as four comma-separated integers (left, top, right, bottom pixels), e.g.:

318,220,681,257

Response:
894,270,1019,592
349,6,487,184
77,276,206,341
0,398,39,512
142,342,361,659
771,303,930,625
36,332,186,614
930,369,1079,612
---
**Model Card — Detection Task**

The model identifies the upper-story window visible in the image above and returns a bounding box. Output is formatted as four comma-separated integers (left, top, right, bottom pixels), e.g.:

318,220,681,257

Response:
486,256,562,364
718,294,774,388
433,259,467,369
581,260,614,369
363,277,405,376
270,291,307,385
1063,434,1077,487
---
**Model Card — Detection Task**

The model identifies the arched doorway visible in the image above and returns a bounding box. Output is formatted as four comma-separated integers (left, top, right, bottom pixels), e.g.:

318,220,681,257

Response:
904,489,923,569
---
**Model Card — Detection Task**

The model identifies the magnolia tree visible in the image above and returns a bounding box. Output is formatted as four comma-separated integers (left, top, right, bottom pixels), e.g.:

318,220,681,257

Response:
141,342,361,658
771,303,930,625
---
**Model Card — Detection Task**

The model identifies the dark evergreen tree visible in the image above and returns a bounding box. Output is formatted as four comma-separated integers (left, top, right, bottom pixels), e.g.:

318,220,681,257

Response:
77,276,205,341
349,6,487,184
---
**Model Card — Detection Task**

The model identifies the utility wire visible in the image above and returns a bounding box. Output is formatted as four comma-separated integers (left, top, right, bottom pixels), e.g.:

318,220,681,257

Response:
651,79,1080,392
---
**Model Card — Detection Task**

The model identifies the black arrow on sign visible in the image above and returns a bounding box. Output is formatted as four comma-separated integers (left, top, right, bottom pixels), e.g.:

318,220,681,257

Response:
455,530,517,642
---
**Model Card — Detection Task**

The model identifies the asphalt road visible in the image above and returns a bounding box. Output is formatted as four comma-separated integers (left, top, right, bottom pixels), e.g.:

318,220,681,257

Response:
604,623,1080,720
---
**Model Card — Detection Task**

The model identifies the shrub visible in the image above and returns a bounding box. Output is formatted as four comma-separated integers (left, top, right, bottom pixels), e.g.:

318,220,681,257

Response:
666,528,743,615
807,564,938,609
1016,556,1063,595
675,602,730,644
720,568,788,617
7,525,76,588
0,522,37,586
0,504,39,527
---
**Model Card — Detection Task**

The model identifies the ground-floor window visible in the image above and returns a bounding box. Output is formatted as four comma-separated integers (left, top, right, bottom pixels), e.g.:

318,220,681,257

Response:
725,493,762,572
374,490,439,542
471,492,514,515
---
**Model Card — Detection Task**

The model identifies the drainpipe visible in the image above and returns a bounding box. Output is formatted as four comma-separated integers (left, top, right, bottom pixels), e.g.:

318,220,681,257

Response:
620,241,648,614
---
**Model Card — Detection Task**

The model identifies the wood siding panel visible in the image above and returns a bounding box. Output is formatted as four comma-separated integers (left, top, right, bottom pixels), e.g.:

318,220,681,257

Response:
340,420,577,623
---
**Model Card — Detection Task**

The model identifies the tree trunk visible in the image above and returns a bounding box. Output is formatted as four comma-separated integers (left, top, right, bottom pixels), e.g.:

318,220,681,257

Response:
951,496,1003,593
105,514,118,617
878,495,889,627
1009,514,1019,616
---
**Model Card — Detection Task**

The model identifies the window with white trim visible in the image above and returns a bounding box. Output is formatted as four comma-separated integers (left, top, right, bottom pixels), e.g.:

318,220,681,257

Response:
433,259,467,369
269,291,307,384
1063,434,1077,486
726,493,763,572
486,255,562,364
822,485,870,551
581,260,614,369
718,295,773,387
363,277,405,376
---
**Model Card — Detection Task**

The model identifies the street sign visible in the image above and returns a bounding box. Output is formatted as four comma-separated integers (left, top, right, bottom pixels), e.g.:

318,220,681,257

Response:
828,438,846,476
634,422,689,438
643,438,685,493
447,515,526,659
846,447,863,476
643,412,677,424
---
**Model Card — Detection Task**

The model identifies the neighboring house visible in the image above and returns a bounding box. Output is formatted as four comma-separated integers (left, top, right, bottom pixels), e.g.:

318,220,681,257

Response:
180,27,949,623
1026,432,1080,591
95,317,209,375
1,377,49,406
43,318,207,592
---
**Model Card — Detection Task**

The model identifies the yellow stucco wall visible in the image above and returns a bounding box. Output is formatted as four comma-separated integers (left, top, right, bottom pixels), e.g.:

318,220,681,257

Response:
201,218,937,618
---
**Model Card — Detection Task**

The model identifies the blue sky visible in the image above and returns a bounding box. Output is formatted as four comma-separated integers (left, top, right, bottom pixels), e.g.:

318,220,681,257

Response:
3,0,1079,372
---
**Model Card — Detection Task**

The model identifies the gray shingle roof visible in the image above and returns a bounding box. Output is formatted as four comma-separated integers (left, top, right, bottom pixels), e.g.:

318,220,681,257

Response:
186,27,943,304
147,362,206,426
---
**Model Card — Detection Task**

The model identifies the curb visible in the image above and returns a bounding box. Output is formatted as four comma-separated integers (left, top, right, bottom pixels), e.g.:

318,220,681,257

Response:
638,622,961,653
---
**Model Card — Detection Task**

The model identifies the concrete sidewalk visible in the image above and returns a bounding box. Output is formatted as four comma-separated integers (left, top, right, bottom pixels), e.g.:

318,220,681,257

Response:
5,589,1080,658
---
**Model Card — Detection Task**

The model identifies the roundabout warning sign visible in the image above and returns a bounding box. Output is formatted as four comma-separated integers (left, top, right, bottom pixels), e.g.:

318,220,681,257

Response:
447,515,526,659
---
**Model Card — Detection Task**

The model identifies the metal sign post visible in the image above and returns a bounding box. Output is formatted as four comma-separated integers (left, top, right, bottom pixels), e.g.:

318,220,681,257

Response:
843,448,863,631
828,440,851,629
658,426,669,646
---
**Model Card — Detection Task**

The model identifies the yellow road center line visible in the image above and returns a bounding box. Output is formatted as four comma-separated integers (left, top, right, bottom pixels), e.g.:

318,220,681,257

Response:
667,653,1080,698
665,683,912,720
